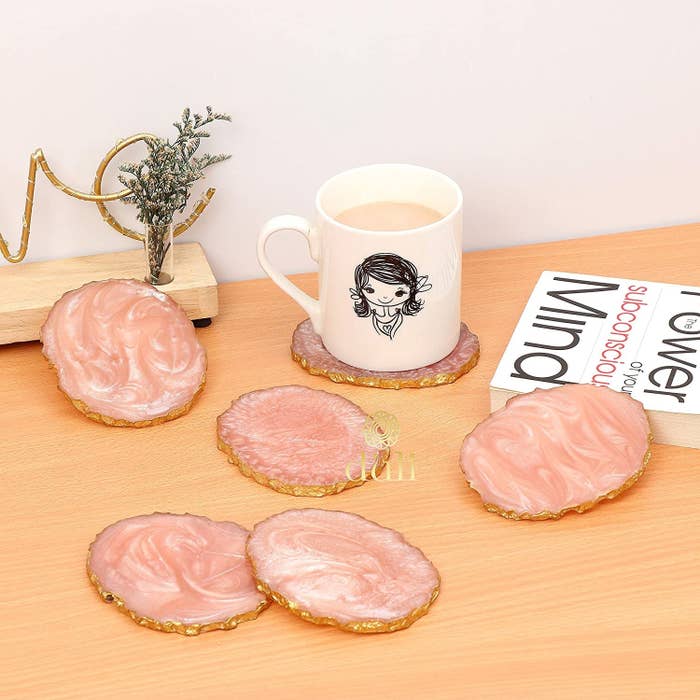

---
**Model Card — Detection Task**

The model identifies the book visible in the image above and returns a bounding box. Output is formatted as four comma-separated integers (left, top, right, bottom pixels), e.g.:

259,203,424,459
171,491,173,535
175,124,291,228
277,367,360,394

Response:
490,270,700,448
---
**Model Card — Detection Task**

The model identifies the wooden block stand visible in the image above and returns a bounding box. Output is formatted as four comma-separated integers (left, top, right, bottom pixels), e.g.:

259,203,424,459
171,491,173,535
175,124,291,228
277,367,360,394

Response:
0,242,218,344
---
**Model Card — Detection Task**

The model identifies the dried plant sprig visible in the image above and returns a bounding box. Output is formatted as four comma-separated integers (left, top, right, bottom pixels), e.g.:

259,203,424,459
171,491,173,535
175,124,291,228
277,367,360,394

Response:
118,106,231,228
118,106,230,282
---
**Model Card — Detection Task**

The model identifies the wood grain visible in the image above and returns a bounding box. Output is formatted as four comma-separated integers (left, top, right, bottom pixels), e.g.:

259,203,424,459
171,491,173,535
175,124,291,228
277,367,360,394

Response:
2,224,699,699
0,242,218,343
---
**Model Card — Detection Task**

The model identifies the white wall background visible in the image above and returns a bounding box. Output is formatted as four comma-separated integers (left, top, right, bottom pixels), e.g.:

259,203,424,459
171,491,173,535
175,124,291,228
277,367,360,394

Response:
2,0,700,282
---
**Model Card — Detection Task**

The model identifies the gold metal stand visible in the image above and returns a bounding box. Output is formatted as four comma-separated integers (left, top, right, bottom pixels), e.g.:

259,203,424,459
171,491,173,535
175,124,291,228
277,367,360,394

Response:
0,133,216,263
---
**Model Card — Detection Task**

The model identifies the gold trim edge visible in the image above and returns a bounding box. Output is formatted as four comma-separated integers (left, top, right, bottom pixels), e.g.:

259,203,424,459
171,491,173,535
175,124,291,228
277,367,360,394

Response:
217,436,391,497
245,541,441,634
466,436,653,521
42,355,207,429
86,548,270,636
291,347,480,390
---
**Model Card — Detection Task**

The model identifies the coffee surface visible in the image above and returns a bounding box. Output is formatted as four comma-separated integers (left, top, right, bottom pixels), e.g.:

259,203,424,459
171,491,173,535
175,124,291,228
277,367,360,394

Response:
335,201,443,231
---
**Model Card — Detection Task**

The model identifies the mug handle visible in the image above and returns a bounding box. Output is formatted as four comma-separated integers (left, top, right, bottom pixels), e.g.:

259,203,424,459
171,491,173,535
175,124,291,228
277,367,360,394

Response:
257,215,322,332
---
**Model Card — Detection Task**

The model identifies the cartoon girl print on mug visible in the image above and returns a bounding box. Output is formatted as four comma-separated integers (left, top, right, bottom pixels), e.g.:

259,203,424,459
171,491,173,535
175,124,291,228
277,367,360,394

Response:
350,253,432,340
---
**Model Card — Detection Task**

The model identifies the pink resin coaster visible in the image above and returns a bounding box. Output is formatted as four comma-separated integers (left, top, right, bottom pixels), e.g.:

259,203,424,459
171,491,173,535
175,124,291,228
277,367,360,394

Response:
40,279,206,427
217,385,389,497
460,384,652,521
291,319,479,389
246,508,440,634
87,513,269,635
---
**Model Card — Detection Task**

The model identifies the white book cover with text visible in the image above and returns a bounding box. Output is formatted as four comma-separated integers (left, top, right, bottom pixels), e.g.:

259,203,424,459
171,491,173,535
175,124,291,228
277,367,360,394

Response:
491,271,700,414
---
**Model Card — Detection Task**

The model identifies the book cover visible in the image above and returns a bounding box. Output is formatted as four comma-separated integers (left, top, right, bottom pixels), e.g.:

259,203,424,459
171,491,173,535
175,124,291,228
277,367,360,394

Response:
490,271,700,447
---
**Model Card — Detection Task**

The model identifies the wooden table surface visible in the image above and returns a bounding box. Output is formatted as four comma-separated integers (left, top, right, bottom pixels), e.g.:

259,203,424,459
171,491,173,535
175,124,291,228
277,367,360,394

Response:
2,224,699,699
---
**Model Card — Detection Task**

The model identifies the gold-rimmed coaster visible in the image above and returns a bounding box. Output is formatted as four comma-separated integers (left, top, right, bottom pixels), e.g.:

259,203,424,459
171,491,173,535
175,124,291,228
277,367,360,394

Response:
87,513,270,635
459,384,652,521
291,319,479,389
216,385,390,497
246,508,440,634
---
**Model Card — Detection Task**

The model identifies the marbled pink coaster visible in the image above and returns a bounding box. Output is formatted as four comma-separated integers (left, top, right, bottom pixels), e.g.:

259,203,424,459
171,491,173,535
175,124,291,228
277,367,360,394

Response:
247,508,440,633
291,319,479,389
40,279,206,426
217,385,388,496
87,513,269,634
460,384,652,520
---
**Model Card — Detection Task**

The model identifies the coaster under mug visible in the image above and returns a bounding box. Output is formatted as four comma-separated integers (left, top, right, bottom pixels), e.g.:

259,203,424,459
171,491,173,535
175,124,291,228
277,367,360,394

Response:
291,318,479,389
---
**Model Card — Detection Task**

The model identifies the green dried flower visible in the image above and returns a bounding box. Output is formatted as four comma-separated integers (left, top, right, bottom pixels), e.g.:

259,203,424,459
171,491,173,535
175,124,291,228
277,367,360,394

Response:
118,106,231,227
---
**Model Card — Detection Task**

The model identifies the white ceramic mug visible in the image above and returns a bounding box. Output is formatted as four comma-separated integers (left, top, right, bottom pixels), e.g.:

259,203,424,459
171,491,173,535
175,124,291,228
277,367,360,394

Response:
257,164,463,371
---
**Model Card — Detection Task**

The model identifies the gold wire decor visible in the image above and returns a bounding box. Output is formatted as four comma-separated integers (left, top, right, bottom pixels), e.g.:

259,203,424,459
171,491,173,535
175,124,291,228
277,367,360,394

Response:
0,133,215,263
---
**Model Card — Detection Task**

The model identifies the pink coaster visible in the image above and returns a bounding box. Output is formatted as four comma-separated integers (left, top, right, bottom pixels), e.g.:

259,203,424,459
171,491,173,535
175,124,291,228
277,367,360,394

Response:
460,384,652,520
247,508,440,633
87,513,269,635
217,385,389,496
41,279,206,426
291,319,479,389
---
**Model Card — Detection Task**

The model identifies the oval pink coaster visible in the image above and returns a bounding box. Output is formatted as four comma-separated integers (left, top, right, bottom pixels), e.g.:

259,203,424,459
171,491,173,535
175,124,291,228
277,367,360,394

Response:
217,385,389,496
246,508,440,633
460,384,652,520
41,279,206,426
87,513,269,635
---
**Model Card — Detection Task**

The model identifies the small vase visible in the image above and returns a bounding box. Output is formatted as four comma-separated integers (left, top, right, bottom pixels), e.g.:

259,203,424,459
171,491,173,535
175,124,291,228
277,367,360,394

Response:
144,223,174,285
